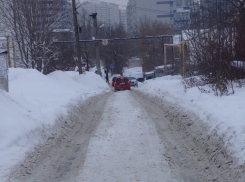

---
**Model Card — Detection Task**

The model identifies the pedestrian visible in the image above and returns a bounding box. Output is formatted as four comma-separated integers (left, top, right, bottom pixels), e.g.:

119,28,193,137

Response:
106,70,109,83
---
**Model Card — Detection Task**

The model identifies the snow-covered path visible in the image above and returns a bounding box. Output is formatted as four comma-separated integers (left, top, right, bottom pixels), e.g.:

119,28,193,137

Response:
73,90,174,182
8,89,244,182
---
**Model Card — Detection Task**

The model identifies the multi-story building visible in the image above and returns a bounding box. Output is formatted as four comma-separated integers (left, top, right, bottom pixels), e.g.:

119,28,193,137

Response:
38,0,72,30
58,0,73,29
172,0,202,33
78,1,120,28
126,0,174,34
119,9,127,31
173,5,191,33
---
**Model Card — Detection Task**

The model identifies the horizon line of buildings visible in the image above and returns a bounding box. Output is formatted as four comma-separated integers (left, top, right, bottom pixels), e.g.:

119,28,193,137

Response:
78,0,201,34
0,0,224,39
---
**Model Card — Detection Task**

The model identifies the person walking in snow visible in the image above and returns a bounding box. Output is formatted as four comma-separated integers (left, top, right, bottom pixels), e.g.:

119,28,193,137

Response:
106,70,109,83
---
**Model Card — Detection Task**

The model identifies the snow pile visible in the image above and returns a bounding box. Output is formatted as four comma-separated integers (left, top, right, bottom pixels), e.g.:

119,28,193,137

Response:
138,75,245,164
0,68,110,180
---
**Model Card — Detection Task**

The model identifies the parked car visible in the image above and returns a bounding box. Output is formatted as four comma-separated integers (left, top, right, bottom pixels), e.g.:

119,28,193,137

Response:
111,74,121,87
137,77,145,82
128,77,138,87
111,76,118,87
114,77,131,91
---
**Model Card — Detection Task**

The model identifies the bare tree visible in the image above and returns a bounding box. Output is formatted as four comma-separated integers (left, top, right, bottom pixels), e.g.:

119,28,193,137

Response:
77,8,95,71
0,0,69,73
100,23,129,75
185,0,245,95
136,17,174,71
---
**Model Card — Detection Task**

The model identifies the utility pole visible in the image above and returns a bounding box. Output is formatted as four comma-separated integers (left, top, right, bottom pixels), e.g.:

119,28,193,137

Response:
164,45,167,76
182,39,185,79
12,38,16,68
6,36,11,67
90,13,101,76
72,0,82,74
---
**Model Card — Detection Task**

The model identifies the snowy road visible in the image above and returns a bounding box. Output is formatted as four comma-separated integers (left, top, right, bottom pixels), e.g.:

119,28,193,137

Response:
72,90,175,182
8,89,243,182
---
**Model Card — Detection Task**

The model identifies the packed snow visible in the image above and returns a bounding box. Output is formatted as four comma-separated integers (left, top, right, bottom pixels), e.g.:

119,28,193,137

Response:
0,68,110,180
137,75,245,164
1,65,245,181
73,91,176,182
123,66,245,164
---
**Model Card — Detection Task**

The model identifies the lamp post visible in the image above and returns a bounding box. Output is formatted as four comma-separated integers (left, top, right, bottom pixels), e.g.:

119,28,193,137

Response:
89,13,101,76
72,0,82,74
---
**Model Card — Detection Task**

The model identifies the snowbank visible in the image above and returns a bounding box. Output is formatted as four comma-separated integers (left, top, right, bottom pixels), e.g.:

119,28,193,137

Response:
0,68,110,180
138,75,245,164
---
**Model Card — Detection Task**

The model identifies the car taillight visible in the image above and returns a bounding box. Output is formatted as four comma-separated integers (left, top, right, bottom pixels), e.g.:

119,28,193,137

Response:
128,81,130,84
111,80,113,82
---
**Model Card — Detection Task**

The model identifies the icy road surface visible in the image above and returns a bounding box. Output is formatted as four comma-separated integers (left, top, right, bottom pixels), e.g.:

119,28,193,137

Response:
8,90,244,182
72,91,174,182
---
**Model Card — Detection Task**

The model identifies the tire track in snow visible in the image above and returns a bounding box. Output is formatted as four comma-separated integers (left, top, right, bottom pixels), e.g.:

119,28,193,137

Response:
73,90,177,182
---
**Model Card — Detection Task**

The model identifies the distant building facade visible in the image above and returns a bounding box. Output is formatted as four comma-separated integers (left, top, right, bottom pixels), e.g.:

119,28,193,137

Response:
172,0,201,33
126,0,174,34
78,1,120,28
119,9,127,31
38,0,72,29
173,6,191,33
58,0,73,29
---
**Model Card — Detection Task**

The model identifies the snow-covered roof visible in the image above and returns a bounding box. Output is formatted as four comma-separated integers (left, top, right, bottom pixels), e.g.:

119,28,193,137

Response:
176,8,190,13
0,37,6,40
145,71,154,75
0,49,7,54
53,29,72,32
155,64,174,70
155,65,164,69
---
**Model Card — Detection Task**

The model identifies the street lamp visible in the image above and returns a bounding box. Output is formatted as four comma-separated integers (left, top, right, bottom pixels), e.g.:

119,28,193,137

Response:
89,13,102,76
72,0,82,74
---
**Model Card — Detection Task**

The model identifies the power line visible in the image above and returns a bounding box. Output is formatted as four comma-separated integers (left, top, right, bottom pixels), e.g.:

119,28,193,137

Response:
54,35,173,43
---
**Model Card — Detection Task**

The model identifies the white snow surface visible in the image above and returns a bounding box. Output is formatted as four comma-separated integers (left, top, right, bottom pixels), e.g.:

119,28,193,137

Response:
73,91,175,182
0,68,110,180
1,66,245,180
137,75,245,164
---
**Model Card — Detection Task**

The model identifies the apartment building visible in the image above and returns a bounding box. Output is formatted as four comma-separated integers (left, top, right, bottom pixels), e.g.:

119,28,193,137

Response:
119,9,127,31
38,0,72,29
173,3,191,33
78,1,120,28
126,0,174,33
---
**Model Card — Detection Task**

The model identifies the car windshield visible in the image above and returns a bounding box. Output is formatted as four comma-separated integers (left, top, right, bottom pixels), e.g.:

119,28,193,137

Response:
116,77,129,82
128,77,136,80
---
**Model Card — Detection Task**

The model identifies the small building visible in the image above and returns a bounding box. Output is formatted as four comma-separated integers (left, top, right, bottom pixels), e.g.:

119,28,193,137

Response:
52,29,73,42
144,71,155,80
0,37,7,49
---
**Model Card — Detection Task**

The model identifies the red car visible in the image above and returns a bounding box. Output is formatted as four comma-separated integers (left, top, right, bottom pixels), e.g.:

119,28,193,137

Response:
114,77,131,91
